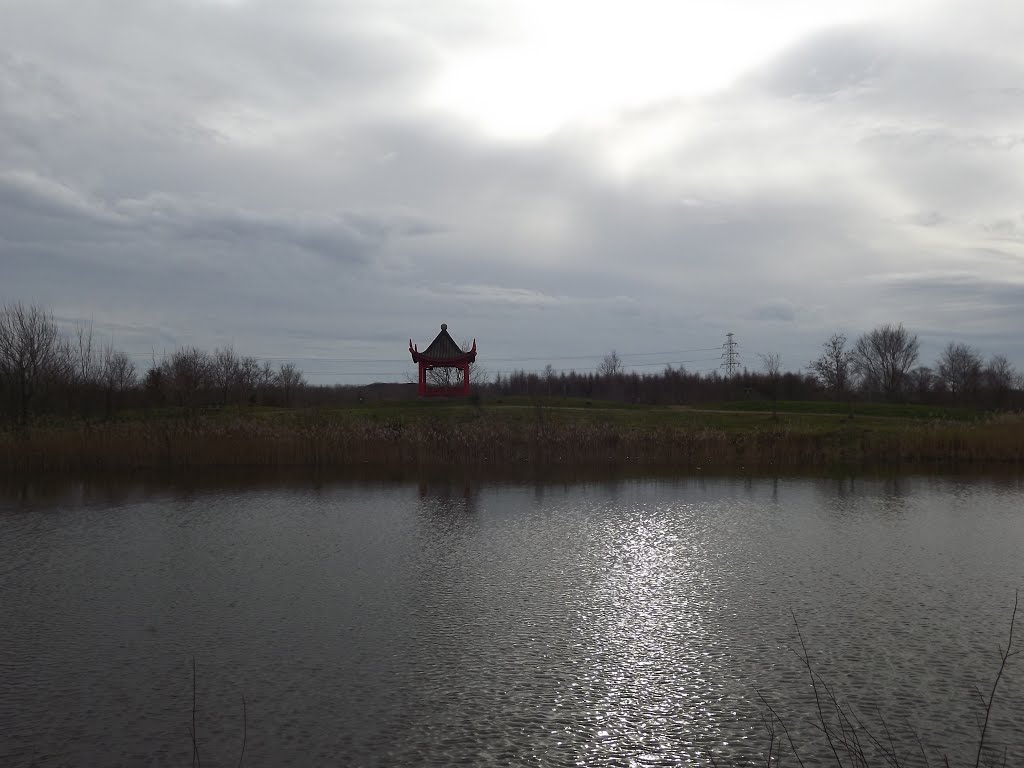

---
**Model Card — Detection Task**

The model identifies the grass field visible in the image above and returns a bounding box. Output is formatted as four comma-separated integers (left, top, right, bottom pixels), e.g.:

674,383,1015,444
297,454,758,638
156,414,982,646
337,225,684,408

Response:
2,398,1021,474
701,398,981,421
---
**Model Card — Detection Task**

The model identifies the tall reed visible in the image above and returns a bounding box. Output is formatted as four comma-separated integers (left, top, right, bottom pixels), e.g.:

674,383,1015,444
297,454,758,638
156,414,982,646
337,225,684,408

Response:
3,412,1023,474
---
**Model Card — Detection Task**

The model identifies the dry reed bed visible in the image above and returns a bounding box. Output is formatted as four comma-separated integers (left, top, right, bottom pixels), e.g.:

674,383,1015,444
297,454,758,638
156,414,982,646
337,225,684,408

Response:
2,415,1023,473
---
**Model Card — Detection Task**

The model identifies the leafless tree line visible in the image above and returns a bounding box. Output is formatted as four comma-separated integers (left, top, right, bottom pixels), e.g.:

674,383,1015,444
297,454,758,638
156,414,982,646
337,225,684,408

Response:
3,304,1022,422
485,365,815,405
142,346,306,411
0,303,306,425
487,323,1021,408
0,303,139,425
807,324,1022,407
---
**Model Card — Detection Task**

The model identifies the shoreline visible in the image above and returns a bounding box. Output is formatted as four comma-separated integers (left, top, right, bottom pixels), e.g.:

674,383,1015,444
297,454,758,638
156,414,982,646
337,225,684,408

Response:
3,404,1023,475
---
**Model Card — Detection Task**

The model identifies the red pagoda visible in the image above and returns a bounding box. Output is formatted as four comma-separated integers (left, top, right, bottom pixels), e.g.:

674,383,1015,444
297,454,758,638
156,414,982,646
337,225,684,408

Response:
409,323,477,397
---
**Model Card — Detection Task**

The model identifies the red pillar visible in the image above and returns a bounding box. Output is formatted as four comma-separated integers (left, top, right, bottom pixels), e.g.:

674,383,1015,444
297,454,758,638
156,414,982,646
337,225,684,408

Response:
418,362,426,396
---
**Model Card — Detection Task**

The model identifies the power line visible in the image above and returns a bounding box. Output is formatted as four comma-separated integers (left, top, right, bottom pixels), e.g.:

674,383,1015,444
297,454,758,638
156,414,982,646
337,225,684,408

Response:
117,342,731,381
118,346,723,364
299,356,723,377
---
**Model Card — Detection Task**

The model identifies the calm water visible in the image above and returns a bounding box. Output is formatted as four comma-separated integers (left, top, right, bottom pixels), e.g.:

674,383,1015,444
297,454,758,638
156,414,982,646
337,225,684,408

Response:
1,474,1023,767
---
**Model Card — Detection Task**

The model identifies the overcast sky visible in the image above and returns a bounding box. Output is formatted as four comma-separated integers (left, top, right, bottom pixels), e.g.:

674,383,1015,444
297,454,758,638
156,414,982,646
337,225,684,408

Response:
4,0,1024,383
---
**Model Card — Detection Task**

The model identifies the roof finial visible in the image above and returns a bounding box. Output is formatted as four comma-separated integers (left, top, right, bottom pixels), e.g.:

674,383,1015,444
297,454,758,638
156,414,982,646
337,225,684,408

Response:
441,323,447,331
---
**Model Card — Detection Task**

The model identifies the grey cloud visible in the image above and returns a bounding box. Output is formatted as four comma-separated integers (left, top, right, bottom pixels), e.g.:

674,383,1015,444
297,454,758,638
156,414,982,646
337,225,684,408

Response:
0,170,119,223
689,18,1024,242
0,0,443,207
751,302,799,324
861,128,1024,154
751,19,1024,126
982,216,1024,241
4,0,1024,378
115,194,438,263
1,0,436,109
752,26,892,99
0,167,438,263
908,210,949,227
885,274,1024,310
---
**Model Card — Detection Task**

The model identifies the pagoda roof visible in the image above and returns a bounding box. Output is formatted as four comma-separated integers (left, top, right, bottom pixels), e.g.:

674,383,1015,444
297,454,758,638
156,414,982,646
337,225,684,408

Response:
410,323,477,364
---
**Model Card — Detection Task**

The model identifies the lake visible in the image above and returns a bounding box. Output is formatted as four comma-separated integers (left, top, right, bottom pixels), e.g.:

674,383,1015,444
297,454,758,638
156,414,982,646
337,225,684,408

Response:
1,473,1023,766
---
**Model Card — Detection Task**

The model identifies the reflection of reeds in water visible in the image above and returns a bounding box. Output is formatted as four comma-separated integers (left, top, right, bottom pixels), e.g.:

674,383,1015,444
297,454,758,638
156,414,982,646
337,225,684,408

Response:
2,414,1024,473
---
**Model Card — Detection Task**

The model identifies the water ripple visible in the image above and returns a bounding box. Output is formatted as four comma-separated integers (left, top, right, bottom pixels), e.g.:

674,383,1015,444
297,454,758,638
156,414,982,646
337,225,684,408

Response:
1,476,1022,766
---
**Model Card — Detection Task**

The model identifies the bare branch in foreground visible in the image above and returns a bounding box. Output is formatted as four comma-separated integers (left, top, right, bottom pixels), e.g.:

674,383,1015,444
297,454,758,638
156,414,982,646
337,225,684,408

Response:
974,591,1019,768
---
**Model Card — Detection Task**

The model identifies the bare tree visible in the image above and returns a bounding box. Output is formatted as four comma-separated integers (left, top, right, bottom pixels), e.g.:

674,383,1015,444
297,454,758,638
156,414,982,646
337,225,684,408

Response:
258,360,276,404
73,320,102,388
237,355,263,405
759,352,782,416
426,365,466,389
808,333,853,398
142,351,166,407
468,361,489,388
463,339,487,387
852,323,919,399
937,342,983,404
759,352,781,377
100,344,137,416
544,363,556,396
0,302,70,425
426,364,488,390
425,339,480,390
275,362,306,407
163,347,213,410
212,346,242,405
908,365,935,401
982,354,1017,409
597,350,623,377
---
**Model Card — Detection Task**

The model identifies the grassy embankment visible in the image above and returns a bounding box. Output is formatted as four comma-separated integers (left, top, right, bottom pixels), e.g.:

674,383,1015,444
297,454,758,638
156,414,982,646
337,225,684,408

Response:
2,397,1023,474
